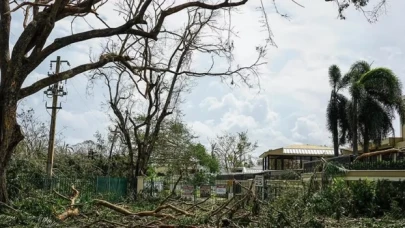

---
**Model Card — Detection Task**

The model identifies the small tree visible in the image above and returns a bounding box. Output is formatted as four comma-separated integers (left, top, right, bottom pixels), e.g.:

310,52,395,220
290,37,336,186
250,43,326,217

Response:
211,131,257,172
16,107,49,158
326,65,350,157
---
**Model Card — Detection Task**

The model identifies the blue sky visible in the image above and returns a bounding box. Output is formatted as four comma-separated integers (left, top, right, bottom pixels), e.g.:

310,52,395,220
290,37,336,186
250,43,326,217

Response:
13,0,405,157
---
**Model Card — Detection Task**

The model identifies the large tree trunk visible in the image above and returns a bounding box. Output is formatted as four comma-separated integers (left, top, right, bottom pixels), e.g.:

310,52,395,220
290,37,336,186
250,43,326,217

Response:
135,149,148,178
332,121,339,157
0,89,24,203
352,98,358,155
363,125,370,153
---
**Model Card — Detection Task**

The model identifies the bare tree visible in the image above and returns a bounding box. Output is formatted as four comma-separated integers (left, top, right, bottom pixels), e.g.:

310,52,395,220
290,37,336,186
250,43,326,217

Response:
16,108,48,158
0,0,389,203
211,131,258,172
0,0,265,203
324,0,388,22
92,7,263,192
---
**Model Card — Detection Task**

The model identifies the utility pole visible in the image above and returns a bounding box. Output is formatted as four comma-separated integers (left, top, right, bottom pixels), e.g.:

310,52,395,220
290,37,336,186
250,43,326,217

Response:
45,56,69,178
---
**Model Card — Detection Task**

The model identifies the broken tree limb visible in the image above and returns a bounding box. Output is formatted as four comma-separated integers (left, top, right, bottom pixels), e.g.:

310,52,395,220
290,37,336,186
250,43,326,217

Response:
209,196,236,217
220,181,254,222
160,174,183,206
57,208,79,221
94,199,193,220
0,201,18,212
154,204,194,216
185,196,211,211
57,185,80,221
94,199,134,216
53,190,70,201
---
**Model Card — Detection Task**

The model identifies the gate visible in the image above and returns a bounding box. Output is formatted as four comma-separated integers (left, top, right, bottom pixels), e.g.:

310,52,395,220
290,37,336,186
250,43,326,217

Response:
96,176,128,201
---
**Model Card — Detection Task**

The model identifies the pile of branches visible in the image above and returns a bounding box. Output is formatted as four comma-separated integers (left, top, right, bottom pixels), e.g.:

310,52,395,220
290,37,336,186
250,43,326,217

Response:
46,181,263,227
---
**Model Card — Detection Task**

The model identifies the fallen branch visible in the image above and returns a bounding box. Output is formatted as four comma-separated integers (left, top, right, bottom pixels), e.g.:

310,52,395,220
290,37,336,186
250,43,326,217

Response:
160,174,182,206
94,199,134,216
355,148,403,161
0,201,19,212
220,181,254,222
185,196,211,211
94,199,193,220
154,204,193,216
101,219,129,227
57,208,79,221
53,190,70,201
209,195,236,217
56,185,80,221
85,218,129,228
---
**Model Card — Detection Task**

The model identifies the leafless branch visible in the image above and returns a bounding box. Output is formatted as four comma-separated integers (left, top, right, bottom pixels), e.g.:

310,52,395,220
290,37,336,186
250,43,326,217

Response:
20,55,132,99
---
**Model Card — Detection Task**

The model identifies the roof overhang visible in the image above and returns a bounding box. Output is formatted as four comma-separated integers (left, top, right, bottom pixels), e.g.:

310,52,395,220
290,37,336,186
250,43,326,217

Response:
260,147,335,158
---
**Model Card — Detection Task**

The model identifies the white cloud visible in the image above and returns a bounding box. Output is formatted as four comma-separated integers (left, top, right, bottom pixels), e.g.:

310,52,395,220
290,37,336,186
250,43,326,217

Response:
57,109,110,143
183,1,405,156
291,115,330,146
14,1,405,157
219,111,257,130
199,93,254,112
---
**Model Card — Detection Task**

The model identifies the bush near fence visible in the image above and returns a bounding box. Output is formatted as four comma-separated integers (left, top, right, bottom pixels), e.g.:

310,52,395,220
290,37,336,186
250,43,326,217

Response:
303,154,405,173
310,178,405,219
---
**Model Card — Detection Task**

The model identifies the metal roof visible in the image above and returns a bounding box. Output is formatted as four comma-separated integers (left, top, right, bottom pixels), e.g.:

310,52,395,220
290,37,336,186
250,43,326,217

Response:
259,144,337,158
283,148,334,156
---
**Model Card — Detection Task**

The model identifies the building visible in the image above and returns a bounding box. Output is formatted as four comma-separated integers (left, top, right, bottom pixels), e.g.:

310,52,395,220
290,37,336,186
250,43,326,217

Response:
259,144,351,170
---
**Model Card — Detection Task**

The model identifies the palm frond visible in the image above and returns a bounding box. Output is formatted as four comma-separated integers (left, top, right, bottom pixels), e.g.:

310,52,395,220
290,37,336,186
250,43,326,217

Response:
326,96,339,132
328,65,342,88
337,94,351,145
395,97,405,124
339,72,352,90
349,60,371,81
358,96,395,147
360,68,402,105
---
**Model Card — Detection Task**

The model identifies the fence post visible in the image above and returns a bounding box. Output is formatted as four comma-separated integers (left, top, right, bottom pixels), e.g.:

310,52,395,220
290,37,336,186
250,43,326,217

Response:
96,177,99,194
136,176,144,193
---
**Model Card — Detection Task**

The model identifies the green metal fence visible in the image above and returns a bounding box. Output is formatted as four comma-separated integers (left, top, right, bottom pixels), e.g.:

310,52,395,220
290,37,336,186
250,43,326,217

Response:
10,176,128,201
96,176,127,201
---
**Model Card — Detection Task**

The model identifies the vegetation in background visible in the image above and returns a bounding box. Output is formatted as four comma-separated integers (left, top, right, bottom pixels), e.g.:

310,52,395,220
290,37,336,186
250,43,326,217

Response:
326,61,405,155
326,65,351,156
210,131,258,172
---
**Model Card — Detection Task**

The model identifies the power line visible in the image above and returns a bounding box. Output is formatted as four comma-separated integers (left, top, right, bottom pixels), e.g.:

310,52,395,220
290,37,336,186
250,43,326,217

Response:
44,56,70,178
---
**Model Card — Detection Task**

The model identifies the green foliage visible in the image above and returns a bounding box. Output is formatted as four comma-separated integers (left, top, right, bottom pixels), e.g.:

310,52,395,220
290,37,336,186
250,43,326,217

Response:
346,62,404,152
347,160,405,170
11,193,55,217
349,180,377,216
212,131,258,171
327,61,405,153
279,170,301,180
326,64,351,156
177,215,207,226
309,179,405,218
312,178,352,219
261,183,322,228
191,143,220,173
152,119,219,176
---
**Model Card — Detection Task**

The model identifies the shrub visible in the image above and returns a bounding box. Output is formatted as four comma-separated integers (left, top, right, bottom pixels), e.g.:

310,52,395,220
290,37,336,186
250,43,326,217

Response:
349,179,376,217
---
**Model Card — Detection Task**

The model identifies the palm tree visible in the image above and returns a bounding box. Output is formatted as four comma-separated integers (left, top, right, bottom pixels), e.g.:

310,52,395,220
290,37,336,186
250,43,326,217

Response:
358,96,395,152
344,61,405,154
326,65,351,156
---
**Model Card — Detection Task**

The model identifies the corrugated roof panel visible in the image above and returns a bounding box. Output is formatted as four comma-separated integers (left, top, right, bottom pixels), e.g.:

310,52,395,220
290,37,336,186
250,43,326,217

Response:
283,148,334,156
